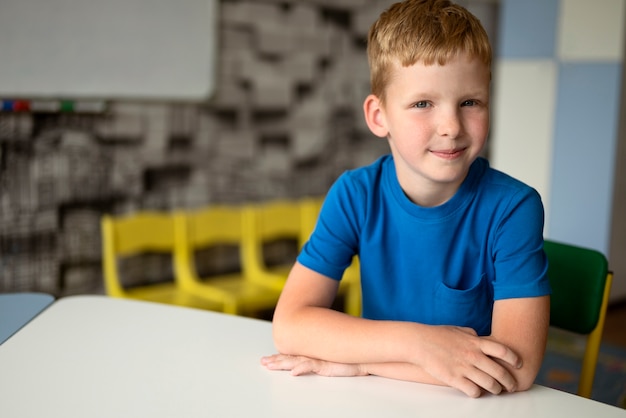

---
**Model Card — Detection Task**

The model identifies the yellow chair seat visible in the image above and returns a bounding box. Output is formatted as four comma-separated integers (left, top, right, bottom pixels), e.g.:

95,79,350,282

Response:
122,282,222,311
177,270,280,314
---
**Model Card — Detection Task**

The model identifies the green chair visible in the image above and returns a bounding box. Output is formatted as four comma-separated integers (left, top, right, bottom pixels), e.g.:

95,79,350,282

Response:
543,239,613,398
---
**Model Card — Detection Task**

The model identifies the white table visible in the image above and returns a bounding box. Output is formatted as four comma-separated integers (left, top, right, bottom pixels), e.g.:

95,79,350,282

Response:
0,292,54,344
0,295,624,418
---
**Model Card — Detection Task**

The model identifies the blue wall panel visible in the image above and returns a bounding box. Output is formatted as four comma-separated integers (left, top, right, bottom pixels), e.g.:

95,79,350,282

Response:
548,62,621,253
499,0,559,58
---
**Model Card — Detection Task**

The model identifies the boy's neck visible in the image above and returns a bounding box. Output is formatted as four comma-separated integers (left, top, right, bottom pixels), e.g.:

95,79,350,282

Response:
394,160,473,208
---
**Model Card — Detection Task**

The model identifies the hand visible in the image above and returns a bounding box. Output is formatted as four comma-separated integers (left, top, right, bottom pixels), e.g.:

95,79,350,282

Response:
261,354,368,377
414,325,522,398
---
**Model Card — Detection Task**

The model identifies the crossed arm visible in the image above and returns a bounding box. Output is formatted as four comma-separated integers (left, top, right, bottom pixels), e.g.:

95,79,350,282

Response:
261,262,550,398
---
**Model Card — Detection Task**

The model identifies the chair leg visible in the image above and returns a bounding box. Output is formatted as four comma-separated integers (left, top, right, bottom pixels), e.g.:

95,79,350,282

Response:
578,272,613,398
223,298,239,316
344,284,361,317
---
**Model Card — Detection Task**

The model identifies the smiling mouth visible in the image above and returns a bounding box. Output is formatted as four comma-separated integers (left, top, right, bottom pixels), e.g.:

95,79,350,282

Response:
430,148,466,160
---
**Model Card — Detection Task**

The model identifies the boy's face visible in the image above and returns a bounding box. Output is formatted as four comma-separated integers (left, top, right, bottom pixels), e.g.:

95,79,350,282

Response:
365,52,490,206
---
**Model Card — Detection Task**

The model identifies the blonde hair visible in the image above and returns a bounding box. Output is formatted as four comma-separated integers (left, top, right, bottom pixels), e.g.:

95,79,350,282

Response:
367,0,492,102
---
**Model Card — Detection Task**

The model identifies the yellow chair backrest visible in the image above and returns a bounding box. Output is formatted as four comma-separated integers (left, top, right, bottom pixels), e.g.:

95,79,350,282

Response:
107,212,175,255
185,205,243,247
174,206,244,286
250,199,303,244
241,199,302,287
101,212,175,298
299,196,324,247
174,205,282,316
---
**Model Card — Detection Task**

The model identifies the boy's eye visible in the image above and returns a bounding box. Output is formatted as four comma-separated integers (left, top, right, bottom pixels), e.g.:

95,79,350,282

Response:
461,100,476,107
414,101,430,108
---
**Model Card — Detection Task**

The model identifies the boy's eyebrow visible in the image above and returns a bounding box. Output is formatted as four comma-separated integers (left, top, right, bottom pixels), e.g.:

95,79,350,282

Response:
404,87,489,99
462,88,490,97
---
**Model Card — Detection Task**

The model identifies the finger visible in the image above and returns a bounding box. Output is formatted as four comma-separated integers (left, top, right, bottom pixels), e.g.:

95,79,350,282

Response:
457,326,478,336
260,354,292,366
465,368,505,395
260,355,279,365
473,353,518,393
480,339,522,369
450,376,483,398
262,355,301,371
291,360,318,376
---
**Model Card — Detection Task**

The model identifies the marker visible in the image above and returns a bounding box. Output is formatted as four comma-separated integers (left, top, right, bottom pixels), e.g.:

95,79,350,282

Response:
29,100,62,112
72,100,107,113
0,99,107,113
12,100,30,112
60,100,74,112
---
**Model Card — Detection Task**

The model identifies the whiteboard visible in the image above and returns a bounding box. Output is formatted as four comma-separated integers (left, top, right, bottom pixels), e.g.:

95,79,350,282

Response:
0,0,218,100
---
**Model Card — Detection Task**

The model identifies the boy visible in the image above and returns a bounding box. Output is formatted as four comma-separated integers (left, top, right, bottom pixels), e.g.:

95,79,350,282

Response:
261,0,551,398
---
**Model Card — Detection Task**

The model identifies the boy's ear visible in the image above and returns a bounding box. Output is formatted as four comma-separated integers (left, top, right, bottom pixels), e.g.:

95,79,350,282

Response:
363,94,388,138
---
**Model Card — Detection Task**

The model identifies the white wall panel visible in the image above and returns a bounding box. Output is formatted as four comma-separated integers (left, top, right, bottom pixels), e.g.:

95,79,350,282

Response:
558,0,625,61
491,60,558,231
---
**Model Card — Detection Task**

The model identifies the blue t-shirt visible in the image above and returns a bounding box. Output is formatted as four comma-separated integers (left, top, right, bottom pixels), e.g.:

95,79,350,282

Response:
298,155,551,335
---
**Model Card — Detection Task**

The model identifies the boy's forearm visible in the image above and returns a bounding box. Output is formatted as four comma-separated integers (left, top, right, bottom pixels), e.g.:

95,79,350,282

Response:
272,264,528,397
489,296,550,391
273,304,421,365
273,263,422,365
273,306,523,397
361,362,444,386
482,336,540,392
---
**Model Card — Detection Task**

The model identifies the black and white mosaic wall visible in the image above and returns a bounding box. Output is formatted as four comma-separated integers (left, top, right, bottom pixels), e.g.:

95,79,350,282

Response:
0,0,498,296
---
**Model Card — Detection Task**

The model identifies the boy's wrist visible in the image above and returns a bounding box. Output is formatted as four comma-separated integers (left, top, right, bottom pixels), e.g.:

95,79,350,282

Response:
357,363,370,376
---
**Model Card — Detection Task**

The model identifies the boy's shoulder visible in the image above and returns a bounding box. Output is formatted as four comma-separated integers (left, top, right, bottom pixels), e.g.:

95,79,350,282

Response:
326,155,392,205
474,158,542,209
345,154,391,173
341,154,392,183
477,158,536,193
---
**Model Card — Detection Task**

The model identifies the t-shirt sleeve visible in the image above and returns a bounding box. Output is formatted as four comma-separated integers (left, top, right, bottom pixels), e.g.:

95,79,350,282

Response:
492,187,552,300
297,173,361,281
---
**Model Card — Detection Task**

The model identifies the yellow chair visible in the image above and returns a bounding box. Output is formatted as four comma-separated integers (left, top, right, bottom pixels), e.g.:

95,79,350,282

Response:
173,205,282,316
241,199,305,292
101,212,221,311
241,197,361,316
298,197,324,244
543,239,613,398
341,257,362,317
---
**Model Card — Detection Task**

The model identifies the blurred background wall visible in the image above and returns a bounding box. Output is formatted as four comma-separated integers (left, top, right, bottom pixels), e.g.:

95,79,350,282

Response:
491,0,626,301
1,0,623,302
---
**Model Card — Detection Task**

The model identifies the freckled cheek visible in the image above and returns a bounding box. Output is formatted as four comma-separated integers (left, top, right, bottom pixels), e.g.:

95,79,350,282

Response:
466,115,490,139
389,121,430,142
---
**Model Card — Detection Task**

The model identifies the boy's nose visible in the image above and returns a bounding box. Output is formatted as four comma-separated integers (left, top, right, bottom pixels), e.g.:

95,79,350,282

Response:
436,110,461,138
